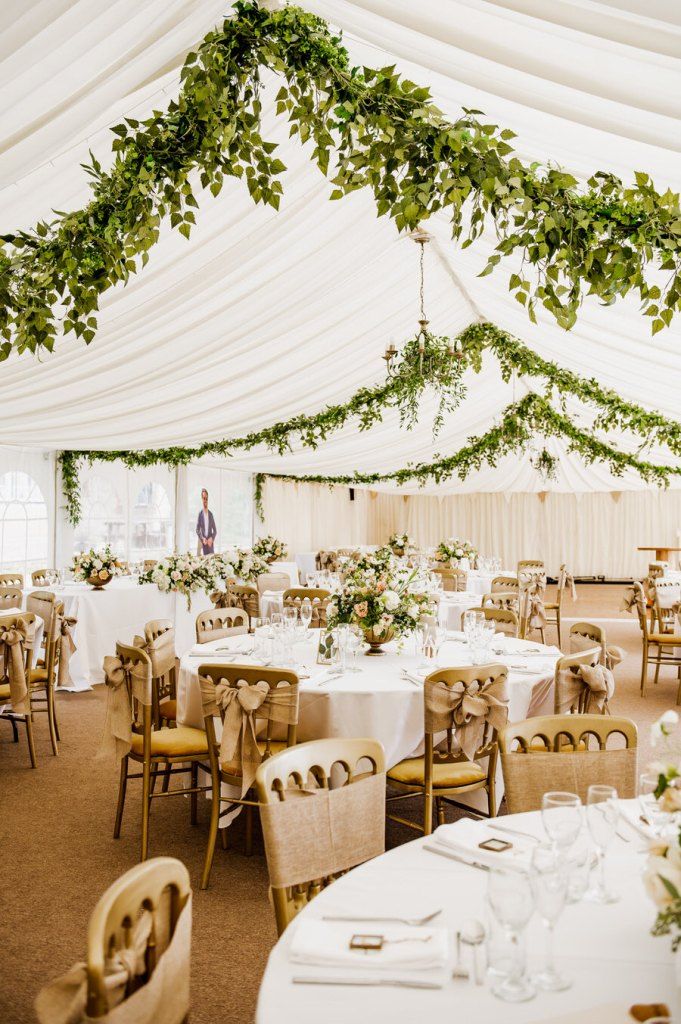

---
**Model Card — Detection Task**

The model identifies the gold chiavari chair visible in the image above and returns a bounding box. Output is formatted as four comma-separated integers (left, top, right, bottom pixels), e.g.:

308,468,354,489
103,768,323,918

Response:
35,857,192,1024
543,563,569,647
195,607,249,644
387,664,509,834
651,579,680,635
27,601,63,755
257,572,290,595
462,605,519,637
0,586,23,610
517,563,547,642
283,588,331,628
212,583,260,629
107,642,209,861
644,563,667,627
256,738,386,935
135,620,178,729
316,550,340,573
0,572,24,589
31,569,54,587
26,589,56,653
553,646,609,717
432,567,467,592
499,715,637,814
626,581,681,698
198,663,299,888
0,611,37,766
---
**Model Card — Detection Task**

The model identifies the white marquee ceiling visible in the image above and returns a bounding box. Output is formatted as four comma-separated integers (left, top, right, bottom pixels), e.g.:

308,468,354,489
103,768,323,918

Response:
0,0,679,492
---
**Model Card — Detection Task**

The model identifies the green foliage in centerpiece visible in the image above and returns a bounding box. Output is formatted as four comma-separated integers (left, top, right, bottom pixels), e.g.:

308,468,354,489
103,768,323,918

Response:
387,532,414,556
644,712,681,950
252,535,288,562
326,549,435,639
71,546,123,585
433,538,477,564
2,2,679,361
139,552,221,609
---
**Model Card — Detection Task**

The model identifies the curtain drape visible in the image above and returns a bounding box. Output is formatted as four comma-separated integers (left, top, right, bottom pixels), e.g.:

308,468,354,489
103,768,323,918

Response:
260,477,681,579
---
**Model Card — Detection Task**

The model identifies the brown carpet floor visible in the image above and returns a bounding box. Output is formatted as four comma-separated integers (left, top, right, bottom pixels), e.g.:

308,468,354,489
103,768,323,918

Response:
0,585,675,1023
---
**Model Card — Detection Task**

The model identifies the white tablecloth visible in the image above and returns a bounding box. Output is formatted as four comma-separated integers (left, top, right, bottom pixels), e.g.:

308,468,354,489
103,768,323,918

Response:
663,569,681,584
269,561,300,586
177,634,559,806
437,592,481,630
256,804,677,1024
295,553,319,584
21,580,213,690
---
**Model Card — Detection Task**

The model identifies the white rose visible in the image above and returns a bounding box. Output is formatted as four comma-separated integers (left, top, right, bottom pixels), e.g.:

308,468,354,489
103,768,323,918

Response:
407,603,419,620
171,570,181,581
382,590,400,611
93,558,103,570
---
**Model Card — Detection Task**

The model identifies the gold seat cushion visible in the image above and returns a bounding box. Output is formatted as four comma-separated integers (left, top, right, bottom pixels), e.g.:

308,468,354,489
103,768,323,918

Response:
544,602,559,611
387,757,487,788
0,682,10,700
130,726,208,758
29,667,49,685
528,738,588,753
159,699,177,720
649,634,681,645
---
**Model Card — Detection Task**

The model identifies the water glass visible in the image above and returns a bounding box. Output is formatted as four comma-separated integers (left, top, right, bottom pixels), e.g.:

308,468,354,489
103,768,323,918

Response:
565,832,593,903
300,598,313,631
530,845,571,991
346,625,363,672
541,792,583,851
487,868,535,1003
585,784,619,903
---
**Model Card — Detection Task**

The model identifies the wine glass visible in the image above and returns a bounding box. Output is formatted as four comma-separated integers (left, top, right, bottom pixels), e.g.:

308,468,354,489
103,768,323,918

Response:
487,868,535,1003
639,771,670,835
346,625,363,672
585,784,619,903
541,792,583,852
300,598,313,632
530,845,571,991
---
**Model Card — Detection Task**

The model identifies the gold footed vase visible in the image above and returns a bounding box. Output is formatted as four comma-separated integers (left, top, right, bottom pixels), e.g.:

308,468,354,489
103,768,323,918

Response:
363,626,395,655
86,572,112,589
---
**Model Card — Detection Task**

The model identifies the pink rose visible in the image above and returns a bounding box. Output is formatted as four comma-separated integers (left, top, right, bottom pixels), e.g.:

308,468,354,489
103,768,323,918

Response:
354,601,368,618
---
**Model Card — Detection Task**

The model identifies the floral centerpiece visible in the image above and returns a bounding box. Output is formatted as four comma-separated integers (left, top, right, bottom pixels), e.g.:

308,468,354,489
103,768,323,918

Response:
387,532,414,557
644,711,681,958
326,550,435,654
71,546,123,588
433,538,477,567
214,549,269,585
139,552,220,609
252,535,288,563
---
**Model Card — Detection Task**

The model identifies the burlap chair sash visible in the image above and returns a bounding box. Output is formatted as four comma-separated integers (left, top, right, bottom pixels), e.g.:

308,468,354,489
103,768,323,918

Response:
563,570,577,601
99,655,151,761
621,585,644,617
556,665,615,714
199,675,297,795
524,580,547,630
35,895,191,1024
502,748,636,814
58,615,78,688
259,774,386,889
425,677,509,760
26,591,56,627
132,631,175,678
0,619,31,713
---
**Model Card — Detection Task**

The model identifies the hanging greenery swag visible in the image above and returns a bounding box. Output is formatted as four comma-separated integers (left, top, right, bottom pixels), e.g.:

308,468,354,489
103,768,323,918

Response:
58,321,681,525
2,1,680,361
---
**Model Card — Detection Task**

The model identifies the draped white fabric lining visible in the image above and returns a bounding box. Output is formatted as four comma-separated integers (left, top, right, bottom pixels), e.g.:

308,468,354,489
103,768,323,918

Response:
0,1,679,495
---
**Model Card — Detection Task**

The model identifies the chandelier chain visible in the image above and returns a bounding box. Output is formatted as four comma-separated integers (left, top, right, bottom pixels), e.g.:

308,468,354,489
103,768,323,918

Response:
419,240,426,322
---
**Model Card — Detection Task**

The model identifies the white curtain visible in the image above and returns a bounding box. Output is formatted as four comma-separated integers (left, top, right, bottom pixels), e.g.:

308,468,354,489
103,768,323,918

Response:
0,446,55,574
260,477,681,578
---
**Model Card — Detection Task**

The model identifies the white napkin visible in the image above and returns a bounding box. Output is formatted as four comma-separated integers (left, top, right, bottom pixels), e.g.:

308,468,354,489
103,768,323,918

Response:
290,919,449,971
433,818,535,871
618,801,656,841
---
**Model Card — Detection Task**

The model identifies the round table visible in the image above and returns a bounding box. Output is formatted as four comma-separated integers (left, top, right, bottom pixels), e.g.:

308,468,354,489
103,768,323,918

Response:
21,579,213,690
466,570,516,597
177,633,560,810
437,592,481,630
256,805,677,1024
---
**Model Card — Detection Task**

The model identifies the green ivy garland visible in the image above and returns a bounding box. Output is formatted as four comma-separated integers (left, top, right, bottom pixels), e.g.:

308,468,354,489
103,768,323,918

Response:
3,1,680,360
58,319,681,526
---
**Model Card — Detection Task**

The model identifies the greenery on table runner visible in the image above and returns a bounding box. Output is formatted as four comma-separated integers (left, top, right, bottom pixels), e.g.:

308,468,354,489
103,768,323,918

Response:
57,318,681,525
2,2,680,360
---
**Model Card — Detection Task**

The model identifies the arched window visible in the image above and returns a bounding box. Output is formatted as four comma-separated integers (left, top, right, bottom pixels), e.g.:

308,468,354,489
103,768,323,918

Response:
0,471,49,574
131,482,173,560
75,475,125,556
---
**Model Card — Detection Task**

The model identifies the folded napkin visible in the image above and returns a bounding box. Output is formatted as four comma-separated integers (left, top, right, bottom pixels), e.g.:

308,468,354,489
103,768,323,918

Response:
618,802,657,841
433,818,535,871
290,919,449,971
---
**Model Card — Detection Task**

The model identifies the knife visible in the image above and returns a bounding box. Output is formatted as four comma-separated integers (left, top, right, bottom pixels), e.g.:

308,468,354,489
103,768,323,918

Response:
292,976,441,989
422,843,490,871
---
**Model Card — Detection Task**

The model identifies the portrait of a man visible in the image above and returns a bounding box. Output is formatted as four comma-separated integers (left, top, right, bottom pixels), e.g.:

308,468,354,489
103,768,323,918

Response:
196,488,217,555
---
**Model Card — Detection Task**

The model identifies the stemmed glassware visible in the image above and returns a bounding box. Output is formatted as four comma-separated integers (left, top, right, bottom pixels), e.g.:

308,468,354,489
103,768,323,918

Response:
530,845,571,991
345,625,363,672
585,784,619,904
487,868,535,1002
639,771,671,835
541,792,583,852
299,598,313,632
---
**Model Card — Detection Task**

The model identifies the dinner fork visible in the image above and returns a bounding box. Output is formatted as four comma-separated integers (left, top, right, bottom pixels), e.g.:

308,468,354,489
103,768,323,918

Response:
322,909,442,927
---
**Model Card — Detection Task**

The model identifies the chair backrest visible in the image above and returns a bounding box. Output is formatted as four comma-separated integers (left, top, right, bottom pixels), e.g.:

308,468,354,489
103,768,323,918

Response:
145,619,173,642
462,605,518,636
499,714,637,813
432,567,467,592
31,569,53,587
114,641,153,743
195,607,249,644
651,579,680,632
316,550,340,572
491,575,519,593
0,586,23,610
629,581,649,637
648,562,667,580
198,663,299,777
517,560,544,576
0,610,36,688
570,621,606,659
256,738,386,935
0,572,24,589
26,589,56,629
554,645,603,713
223,583,260,623
423,664,509,759
141,621,176,715
257,572,290,596
283,588,331,628
84,856,192,1018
